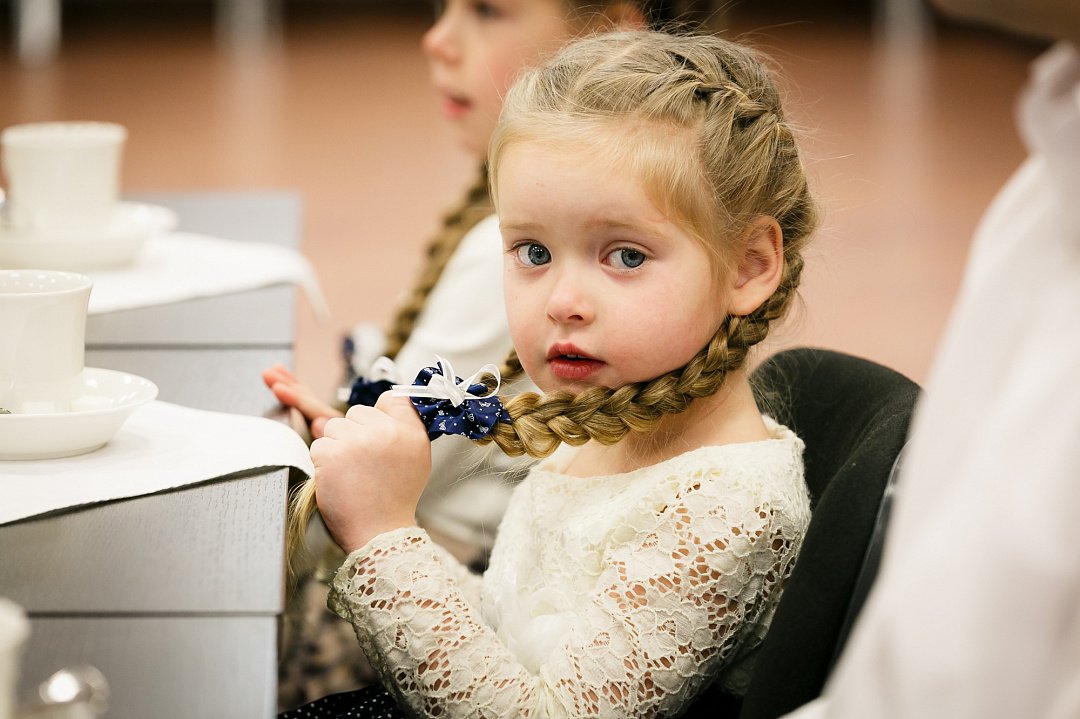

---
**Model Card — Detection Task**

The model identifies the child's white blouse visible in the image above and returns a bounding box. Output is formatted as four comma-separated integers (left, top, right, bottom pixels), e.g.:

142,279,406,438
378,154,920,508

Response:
330,417,810,719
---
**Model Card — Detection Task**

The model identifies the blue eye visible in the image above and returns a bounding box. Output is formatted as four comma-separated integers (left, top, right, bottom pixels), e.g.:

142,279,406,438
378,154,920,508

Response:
611,248,646,269
516,243,551,266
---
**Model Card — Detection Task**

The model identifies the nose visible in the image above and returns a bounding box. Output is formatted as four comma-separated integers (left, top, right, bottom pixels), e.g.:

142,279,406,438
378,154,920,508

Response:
421,5,460,66
545,267,595,326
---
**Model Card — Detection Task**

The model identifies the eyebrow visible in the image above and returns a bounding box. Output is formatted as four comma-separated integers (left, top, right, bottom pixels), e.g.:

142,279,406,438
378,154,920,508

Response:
500,221,543,232
500,217,665,236
585,217,663,235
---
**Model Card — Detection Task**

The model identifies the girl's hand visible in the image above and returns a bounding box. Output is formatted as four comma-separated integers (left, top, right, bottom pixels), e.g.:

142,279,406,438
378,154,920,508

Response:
262,363,344,438
309,393,432,554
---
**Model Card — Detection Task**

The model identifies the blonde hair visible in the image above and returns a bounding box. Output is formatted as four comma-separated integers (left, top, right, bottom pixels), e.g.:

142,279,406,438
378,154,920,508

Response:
479,30,819,458
287,28,817,565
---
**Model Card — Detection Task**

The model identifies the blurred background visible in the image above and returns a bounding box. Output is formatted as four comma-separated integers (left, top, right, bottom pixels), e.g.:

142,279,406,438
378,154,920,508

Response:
0,0,1046,402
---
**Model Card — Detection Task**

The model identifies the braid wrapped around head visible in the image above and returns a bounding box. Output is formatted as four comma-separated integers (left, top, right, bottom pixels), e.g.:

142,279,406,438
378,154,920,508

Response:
479,30,819,459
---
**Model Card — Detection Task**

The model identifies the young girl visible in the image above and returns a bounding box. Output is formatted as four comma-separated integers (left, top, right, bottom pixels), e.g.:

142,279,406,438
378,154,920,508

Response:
285,29,819,718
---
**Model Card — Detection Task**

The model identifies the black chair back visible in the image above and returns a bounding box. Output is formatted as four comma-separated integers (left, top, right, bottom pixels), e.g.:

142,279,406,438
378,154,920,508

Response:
681,347,921,719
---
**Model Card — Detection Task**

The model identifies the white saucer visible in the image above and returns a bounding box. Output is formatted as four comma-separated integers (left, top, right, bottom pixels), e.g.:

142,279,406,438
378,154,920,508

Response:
0,202,179,271
0,367,158,460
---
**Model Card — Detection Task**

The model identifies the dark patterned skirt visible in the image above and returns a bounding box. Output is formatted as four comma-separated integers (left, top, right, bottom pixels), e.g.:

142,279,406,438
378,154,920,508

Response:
279,685,405,719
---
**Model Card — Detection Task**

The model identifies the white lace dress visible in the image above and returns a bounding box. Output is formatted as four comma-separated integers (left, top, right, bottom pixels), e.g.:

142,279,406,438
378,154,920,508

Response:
329,417,810,719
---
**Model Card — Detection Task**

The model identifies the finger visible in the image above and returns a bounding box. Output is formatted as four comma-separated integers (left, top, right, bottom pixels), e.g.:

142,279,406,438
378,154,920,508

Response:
261,365,285,389
309,436,330,465
344,403,383,423
262,364,296,387
268,380,297,406
319,416,350,439
275,364,299,382
310,415,329,439
374,392,425,429
273,382,342,424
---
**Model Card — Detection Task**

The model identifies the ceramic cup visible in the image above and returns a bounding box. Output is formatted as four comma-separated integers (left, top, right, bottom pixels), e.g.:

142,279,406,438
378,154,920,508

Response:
1,122,127,234
0,598,29,719
0,270,92,414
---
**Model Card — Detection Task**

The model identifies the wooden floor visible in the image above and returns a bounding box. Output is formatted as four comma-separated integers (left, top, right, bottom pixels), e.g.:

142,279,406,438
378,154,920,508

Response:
0,5,1044,400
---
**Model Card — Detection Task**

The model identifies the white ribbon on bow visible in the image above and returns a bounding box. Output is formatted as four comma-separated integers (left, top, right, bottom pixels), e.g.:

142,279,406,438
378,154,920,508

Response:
391,355,502,408
368,356,401,383
336,355,402,405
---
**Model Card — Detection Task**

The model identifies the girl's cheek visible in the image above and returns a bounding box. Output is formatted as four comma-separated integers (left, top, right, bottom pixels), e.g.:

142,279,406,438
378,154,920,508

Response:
504,300,536,356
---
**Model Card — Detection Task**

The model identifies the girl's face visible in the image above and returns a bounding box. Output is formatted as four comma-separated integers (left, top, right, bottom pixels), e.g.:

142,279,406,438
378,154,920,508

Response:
422,0,579,157
498,140,729,395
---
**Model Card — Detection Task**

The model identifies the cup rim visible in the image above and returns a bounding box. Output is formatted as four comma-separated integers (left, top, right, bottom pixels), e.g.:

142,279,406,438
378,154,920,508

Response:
0,269,93,296
1,121,127,148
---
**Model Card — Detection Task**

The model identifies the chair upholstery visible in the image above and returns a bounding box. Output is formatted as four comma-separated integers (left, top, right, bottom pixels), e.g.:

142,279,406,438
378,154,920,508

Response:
681,347,921,719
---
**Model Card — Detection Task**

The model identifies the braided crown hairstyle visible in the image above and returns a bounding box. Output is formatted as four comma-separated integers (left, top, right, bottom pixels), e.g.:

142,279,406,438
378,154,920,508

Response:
475,30,819,459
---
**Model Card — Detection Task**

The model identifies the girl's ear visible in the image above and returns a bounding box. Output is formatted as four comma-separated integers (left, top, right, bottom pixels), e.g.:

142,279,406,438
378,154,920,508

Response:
729,216,784,316
601,2,648,30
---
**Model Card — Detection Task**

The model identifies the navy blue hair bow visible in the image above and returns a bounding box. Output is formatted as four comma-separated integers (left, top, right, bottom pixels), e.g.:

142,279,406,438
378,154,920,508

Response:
340,355,399,408
393,356,511,441
344,377,393,407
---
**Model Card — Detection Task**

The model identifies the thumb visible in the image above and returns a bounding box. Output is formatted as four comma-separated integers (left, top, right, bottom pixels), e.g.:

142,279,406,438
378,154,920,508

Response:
374,392,425,430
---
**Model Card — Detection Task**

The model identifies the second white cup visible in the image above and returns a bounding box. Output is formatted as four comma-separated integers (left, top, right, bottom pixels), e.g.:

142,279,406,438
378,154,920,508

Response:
1,122,127,234
0,270,92,414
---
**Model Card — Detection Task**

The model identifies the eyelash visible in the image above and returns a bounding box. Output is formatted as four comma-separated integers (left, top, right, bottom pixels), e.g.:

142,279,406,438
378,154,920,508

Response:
431,0,501,21
512,242,550,267
511,243,649,272
471,0,501,19
608,248,647,270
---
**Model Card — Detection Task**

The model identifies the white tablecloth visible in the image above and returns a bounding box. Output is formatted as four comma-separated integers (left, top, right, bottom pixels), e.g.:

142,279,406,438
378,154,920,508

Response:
0,400,313,525
87,232,329,319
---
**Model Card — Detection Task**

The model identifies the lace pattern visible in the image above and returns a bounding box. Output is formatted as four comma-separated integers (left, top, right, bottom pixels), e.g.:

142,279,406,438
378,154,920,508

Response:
330,420,809,718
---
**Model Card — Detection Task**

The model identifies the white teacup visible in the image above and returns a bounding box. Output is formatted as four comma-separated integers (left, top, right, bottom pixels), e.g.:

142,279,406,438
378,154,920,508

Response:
1,122,127,235
0,270,92,414
0,598,29,719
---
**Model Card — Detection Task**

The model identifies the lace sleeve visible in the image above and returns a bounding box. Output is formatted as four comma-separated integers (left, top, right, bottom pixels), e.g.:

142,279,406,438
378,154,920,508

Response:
428,536,484,608
328,481,803,719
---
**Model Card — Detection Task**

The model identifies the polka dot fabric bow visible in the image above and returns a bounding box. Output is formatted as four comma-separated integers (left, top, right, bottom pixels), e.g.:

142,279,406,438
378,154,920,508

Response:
393,356,511,441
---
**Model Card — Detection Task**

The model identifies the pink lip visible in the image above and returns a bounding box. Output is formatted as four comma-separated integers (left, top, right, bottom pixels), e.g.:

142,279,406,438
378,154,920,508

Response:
434,85,471,119
546,344,604,381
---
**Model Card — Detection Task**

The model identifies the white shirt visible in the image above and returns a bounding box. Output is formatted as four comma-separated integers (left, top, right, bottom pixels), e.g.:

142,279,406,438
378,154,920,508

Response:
787,42,1080,719
353,214,536,557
